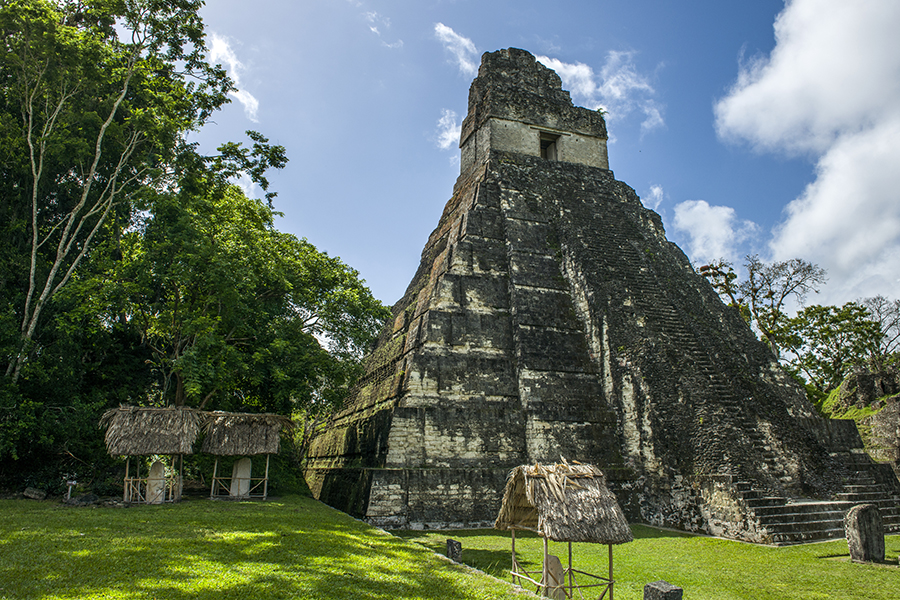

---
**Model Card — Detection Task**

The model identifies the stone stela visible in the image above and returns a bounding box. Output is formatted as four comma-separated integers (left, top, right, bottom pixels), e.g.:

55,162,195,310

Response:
303,48,900,543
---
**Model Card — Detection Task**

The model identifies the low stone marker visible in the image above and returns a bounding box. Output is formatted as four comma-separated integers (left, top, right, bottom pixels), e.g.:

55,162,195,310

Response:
147,460,167,504
644,580,683,600
542,555,566,600
845,503,885,563
23,487,46,500
446,538,461,562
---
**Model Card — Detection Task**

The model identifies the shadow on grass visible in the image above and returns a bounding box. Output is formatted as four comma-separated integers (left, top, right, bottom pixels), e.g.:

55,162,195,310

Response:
0,497,518,600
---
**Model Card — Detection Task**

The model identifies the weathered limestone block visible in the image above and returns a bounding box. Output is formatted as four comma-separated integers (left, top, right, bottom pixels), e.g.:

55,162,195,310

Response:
542,554,566,600
147,460,166,504
23,487,46,500
845,504,885,563
644,580,683,600
230,457,252,498
446,539,462,562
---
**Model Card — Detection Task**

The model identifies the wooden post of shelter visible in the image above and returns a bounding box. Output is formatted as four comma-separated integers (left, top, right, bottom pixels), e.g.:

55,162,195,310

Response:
123,458,130,502
609,543,614,600
210,458,219,499
542,536,549,597
511,529,516,580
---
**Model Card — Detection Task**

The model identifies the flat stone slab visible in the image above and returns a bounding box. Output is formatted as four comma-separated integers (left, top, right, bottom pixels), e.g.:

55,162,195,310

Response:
644,580,683,600
845,503,885,562
23,487,46,500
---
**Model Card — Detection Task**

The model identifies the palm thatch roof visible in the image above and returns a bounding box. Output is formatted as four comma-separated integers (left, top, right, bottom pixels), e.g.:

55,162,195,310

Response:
494,461,634,544
100,406,204,456
201,412,293,456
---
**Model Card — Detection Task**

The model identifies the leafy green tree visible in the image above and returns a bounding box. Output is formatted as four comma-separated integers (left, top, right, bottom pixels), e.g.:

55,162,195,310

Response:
779,302,882,396
106,183,389,411
860,295,900,368
0,0,231,381
699,255,827,358
1,1,383,492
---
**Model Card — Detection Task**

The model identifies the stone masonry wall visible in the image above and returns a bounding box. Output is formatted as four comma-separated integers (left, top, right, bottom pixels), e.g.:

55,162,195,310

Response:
303,47,879,537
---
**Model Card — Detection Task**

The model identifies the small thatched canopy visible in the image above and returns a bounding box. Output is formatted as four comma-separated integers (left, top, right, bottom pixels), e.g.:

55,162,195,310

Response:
201,412,293,456
100,406,204,456
494,462,633,544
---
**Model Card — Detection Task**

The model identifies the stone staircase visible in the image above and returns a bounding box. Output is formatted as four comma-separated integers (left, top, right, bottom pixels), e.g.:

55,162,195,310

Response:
598,236,794,481
734,457,900,545
581,230,900,545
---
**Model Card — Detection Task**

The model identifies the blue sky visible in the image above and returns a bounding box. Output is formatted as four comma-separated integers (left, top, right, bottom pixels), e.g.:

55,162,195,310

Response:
193,0,900,309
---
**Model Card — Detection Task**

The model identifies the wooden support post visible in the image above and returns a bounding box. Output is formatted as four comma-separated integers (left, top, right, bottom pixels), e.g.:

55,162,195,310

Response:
177,454,183,501
210,458,219,499
511,529,516,581
608,543,614,600
124,458,130,502
568,541,573,598
263,454,270,500
543,536,549,597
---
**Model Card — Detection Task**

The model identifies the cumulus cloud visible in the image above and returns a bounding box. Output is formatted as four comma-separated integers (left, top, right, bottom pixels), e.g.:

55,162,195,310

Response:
672,200,759,265
434,109,461,150
646,185,665,210
537,51,664,133
434,23,479,76
209,33,259,122
232,172,260,199
365,11,403,48
715,0,900,301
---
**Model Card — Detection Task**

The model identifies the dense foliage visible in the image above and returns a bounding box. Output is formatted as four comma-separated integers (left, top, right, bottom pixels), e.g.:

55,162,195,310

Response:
0,0,389,492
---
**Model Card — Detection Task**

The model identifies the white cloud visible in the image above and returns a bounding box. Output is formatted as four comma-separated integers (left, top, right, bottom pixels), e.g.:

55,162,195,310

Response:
434,109,461,150
770,114,900,301
365,11,403,49
209,33,259,122
672,200,759,265
231,172,260,199
537,52,664,133
646,185,665,210
434,23,479,76
715,0,900,302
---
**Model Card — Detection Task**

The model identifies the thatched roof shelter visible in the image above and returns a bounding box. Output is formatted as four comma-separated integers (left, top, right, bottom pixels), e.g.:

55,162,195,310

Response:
201,412,293,456
495,462,633,544
100,406,204,456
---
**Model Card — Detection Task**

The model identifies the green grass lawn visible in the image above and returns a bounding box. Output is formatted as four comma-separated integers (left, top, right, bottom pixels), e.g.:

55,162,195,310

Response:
399,526,900,600
0,496,530,600
1,495,897,600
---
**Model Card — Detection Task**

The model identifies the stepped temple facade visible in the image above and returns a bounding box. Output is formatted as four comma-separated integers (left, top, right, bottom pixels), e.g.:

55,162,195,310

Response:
304,48,900,543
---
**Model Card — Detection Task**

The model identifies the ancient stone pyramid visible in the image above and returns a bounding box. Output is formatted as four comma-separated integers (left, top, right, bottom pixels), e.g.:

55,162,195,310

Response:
304,48,900,543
